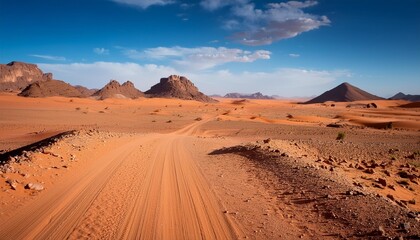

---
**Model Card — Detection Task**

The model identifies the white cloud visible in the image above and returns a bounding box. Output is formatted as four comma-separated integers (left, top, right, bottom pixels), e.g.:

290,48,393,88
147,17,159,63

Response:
201,0,329,45
289,53,300,58
93,48,110,55
37,61,351,97
111,0,174,9
123,46,271,70
29,54,66,61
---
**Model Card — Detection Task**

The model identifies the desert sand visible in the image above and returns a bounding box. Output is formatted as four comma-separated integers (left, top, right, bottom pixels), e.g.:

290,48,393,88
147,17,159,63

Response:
0,93,419,239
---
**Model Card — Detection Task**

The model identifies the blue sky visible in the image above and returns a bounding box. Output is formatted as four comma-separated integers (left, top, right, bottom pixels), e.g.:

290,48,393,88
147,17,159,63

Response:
0,0,419,97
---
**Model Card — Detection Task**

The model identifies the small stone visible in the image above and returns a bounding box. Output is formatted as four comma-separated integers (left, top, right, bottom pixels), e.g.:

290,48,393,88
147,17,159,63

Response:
364,168,375,174
398,171,410,178
6,179,17,190
377,178,387,186
399,222,410,233
386,194,395,201
407,212,417,218
25,183,44,191
377,226,386,236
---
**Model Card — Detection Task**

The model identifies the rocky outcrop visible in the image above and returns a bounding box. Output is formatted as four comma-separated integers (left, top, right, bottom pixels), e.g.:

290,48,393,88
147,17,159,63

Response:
145,75,217,103
224,92,274,99
389,92,420,102
304,82,383,104
18,79,83,98
93,80,144,100
0,61,52,91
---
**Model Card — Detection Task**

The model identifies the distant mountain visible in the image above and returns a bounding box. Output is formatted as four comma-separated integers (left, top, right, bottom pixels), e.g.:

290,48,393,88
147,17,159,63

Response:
0,61,52,91
18,79,83,98
389,92,420,102
93,80,144,100
145,75,217,103
304,82,384,104
224,92,274,99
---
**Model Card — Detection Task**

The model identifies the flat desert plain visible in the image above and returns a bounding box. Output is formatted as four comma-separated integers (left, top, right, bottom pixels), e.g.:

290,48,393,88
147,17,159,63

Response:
0,93,419,239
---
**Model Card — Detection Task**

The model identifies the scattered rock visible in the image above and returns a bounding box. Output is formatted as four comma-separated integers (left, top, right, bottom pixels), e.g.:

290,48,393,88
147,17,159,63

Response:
25,183,44,191
398,171,410,178
399,222,410,233
6,179,18,190
377,178,387,187
386,194,395,201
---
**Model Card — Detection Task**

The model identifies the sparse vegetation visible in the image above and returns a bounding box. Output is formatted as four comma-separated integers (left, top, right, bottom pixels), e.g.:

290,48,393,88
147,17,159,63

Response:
336,132,346,140
286,113,293,119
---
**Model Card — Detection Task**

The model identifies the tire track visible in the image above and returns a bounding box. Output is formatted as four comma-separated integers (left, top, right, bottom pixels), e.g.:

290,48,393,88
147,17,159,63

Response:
118,134,242,239
0,136,147,240
0,118,243,239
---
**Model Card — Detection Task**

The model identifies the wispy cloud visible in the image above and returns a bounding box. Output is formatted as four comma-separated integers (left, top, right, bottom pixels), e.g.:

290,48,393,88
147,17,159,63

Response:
289,53,300,58
201,0,330,46
122,46,271,70
110,0,174,9
93,48,110,55
29,54,66,61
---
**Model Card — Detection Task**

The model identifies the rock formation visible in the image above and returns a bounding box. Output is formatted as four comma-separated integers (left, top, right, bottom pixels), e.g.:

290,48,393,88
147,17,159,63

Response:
304,82,383,104
18,79,83,98
0,61,52,91
93,80,144,100
145,75,217,103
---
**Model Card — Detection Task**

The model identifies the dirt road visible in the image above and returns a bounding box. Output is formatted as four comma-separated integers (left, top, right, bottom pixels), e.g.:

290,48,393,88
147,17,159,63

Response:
0,121,242,239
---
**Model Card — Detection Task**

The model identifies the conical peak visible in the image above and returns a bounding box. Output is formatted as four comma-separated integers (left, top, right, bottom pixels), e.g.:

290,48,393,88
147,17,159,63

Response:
122,81,134,87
